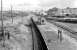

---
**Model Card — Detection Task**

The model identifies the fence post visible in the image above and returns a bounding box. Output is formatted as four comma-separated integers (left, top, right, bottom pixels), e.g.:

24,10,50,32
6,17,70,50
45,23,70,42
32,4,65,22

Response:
58,29,63,42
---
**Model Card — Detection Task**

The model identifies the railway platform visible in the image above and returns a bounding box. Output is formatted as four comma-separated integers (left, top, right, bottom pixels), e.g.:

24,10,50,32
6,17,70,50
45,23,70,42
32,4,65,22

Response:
37,21,77,50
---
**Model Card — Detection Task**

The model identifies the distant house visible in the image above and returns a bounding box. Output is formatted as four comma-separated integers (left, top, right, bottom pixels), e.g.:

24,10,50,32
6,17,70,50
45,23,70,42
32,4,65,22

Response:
47,7,59,16
47,7,77,18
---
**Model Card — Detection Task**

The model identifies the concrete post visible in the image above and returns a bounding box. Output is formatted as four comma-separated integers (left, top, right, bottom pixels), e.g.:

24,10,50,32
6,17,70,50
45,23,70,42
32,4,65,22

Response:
58,30,63,42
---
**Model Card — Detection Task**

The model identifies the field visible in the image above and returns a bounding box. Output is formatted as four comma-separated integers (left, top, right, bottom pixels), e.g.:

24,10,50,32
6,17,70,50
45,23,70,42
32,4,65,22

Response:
0,15,33,50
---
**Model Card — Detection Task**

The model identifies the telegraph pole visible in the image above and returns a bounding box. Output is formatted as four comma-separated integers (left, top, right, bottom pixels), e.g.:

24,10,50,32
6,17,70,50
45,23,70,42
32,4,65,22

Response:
1,0,5,47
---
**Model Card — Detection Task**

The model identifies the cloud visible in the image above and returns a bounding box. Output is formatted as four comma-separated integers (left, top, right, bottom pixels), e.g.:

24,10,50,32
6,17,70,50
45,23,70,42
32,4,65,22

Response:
0,0,77,10
38,0,76,8
73,0,77,7
0,0,40,10
39,0,58,7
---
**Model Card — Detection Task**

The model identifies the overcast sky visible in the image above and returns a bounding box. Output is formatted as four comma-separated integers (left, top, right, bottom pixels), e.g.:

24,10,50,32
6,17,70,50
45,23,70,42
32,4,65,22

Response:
0,0,77,10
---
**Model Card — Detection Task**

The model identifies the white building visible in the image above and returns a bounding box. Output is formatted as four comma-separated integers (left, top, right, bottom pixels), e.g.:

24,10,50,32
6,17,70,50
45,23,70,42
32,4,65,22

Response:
55,8,77,16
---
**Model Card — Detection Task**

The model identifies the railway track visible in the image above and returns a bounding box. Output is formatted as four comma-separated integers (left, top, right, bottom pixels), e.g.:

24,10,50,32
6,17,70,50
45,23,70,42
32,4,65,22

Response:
30,18,48,50
47,19,77,34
